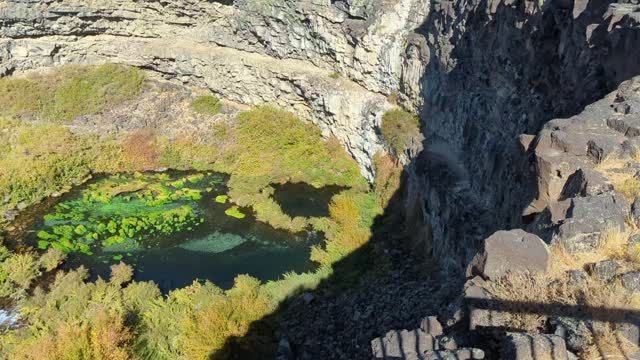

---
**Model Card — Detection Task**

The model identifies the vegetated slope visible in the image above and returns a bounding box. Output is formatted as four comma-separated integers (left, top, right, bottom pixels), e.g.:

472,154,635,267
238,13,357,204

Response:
0,65,406,359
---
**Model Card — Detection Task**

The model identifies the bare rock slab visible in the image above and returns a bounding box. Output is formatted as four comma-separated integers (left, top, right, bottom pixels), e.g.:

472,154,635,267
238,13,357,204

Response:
477,229,550,280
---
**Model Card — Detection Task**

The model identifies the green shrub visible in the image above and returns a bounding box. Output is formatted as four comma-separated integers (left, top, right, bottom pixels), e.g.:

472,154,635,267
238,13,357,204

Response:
380,108,421,156
192,95,222,116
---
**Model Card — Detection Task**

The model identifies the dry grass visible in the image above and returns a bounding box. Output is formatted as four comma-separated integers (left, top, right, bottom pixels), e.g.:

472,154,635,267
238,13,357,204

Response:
491,223,640,358
582,327,638,360
548,244,607,276
599,221,633,259
546,222,631,277
594,152,640,201
488,273,640,358
594,151,630,172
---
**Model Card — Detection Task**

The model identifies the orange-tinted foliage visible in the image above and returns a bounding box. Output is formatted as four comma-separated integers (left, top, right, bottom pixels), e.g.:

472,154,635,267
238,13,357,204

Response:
123,128,161,171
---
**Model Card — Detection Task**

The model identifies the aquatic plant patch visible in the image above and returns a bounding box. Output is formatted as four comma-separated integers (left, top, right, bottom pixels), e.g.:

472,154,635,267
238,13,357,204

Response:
35,172,226,254
225,206,246,219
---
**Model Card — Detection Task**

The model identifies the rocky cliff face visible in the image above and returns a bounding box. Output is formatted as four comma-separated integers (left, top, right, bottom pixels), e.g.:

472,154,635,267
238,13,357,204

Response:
1,0,639,270
404,0,640,267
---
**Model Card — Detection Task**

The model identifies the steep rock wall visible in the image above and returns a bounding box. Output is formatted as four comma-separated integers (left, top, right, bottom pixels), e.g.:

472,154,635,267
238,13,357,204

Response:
403,0,640,267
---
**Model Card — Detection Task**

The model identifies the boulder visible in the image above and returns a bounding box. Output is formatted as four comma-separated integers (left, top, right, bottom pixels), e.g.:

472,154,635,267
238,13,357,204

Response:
420,316,443,336
476,229,549,280
621,271,640,292
371,329,438,359
552,193,630,253
501,333,569,360
586,260,620,282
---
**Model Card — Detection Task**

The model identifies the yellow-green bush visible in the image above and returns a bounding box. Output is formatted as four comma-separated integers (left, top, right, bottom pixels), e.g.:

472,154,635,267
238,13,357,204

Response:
380,108,421,156
311,191,383,266
0,251,39,297
6,311,133,360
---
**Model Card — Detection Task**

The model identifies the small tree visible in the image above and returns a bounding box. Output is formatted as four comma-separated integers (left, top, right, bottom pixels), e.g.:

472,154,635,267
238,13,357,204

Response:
380,109,421,156
110,262,134,287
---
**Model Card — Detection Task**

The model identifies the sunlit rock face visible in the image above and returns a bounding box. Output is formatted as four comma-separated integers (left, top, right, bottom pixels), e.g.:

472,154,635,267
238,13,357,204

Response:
1,0,639,268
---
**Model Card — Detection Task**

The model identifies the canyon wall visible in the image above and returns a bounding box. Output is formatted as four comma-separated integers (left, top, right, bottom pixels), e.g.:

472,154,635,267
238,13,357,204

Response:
406,0,640,267
1,0,639,269
0,0,429,178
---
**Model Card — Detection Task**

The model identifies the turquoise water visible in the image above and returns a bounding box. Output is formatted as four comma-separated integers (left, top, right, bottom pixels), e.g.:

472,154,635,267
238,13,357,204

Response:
23,172,326,292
